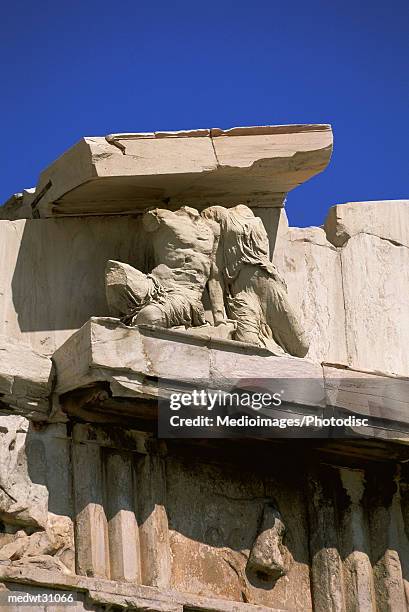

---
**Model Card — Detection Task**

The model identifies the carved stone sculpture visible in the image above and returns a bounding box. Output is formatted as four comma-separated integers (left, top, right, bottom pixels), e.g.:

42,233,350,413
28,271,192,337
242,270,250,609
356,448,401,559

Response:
246,504,287,580
0,416,48,529
105,204,308,358
202,205,309,357
0,513,74,574
106,206,222,328
0,416,74,575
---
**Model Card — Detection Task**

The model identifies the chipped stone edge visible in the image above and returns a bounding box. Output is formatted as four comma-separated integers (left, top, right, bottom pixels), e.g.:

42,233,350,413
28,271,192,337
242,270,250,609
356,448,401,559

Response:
0,566,286,612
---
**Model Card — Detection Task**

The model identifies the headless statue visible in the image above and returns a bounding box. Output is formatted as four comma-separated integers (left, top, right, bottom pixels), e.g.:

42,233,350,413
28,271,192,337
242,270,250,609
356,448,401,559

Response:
201,205,309,358
105,206,224,328
105,204,308,358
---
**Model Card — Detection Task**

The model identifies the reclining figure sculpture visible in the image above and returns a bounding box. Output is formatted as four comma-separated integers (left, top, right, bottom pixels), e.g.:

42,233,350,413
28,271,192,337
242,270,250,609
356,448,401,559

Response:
105,205,309,358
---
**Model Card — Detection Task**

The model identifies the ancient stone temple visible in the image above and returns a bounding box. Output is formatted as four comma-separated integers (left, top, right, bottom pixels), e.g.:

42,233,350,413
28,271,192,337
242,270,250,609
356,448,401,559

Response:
0,125,409,611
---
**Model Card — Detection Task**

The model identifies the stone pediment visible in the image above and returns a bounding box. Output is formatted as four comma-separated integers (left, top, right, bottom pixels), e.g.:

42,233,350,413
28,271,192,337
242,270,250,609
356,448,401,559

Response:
26,124,333,217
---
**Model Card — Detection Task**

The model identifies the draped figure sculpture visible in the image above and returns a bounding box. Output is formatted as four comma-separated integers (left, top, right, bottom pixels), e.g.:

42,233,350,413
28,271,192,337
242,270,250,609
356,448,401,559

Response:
104,203,308,358
201,205,309,358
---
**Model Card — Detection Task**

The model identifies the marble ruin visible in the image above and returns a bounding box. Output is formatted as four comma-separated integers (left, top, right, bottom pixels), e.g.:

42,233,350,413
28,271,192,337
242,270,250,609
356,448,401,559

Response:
0,124,409,610
106,204,308,357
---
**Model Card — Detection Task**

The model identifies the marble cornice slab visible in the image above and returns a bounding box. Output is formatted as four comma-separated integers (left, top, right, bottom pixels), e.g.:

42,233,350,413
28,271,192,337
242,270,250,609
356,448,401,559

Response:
52,317,325,412
52,318,409,442
22,124,333,217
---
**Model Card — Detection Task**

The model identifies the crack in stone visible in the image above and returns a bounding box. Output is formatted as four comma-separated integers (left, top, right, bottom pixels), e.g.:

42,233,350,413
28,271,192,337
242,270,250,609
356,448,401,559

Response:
105,135,126,155
354,231,408,249
332,230,408,250
0,484,18,504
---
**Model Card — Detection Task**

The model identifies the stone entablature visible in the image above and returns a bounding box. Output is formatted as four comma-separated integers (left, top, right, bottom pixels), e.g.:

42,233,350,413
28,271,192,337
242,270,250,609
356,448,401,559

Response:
0,125,409,611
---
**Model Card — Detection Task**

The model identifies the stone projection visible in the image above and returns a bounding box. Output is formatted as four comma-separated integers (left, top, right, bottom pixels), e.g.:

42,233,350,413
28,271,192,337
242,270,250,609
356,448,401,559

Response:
246,504,287,581
0,125,408,611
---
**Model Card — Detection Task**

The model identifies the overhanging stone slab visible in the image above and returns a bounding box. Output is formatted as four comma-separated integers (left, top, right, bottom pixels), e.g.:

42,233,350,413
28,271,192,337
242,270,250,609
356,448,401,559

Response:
324,363,409,438
52,319,409,440
52,317,326,411
26,124,333,217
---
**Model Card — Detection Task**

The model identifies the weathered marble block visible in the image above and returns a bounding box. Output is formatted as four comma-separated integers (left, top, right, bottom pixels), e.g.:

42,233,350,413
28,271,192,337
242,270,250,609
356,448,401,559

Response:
0,335,53,417
52,317,326,414
0,216,144,355
273,218,348,365
28,124,333,217
325,199,409,247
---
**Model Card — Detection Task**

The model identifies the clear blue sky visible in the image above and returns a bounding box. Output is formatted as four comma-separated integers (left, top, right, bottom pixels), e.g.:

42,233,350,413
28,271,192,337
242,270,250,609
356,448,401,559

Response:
2,0,408,226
